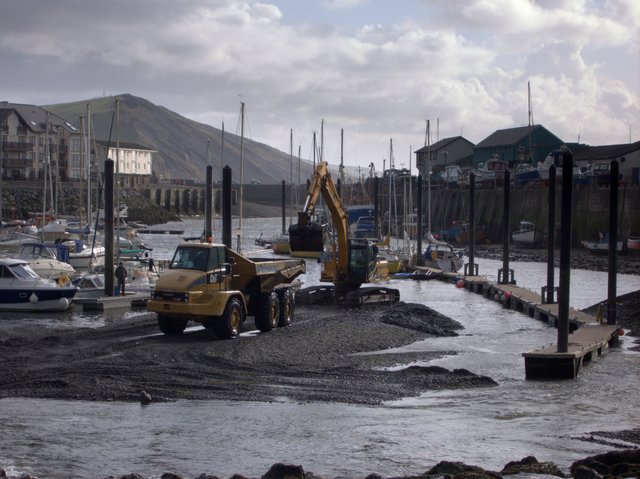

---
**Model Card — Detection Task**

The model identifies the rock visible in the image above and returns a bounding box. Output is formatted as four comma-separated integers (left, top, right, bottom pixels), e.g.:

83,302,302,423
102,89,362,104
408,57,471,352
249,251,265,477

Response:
160,473,182,479
119,475,146,479
425,461,501,478
139,390,152,405
500,456,565,477
261,463,306,479
571,465,603,479
194,475,221,479
571,450,640,477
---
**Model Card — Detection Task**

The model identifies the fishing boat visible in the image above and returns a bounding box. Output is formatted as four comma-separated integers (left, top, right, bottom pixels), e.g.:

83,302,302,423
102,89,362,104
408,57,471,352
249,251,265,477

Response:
0,258,77,311
581,232,624,254
511,220,544,247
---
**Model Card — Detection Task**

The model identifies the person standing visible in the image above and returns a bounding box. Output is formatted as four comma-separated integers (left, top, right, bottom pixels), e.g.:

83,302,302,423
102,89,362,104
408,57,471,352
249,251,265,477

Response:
115,262,128,296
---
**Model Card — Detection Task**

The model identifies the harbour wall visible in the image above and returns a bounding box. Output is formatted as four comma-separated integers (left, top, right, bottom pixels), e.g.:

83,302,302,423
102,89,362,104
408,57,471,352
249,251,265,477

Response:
3,181,638,245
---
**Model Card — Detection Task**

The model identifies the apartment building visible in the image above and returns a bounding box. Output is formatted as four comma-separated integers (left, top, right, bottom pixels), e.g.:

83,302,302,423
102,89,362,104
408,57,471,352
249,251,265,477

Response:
0,101,82,181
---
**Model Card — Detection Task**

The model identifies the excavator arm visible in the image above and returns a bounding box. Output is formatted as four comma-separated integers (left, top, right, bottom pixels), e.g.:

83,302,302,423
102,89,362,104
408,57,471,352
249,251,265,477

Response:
294,162,398,308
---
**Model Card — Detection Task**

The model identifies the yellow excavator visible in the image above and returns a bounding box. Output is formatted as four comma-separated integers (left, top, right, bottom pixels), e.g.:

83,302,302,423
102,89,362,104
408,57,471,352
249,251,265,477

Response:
292,161,400,306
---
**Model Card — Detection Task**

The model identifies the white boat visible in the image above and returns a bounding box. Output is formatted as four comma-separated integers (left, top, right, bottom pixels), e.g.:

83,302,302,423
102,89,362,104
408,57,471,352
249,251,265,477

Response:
13,242,77,280
422,232,464,272
511,220,544,247
56,238,106,270
0,258,77,311
581,232,623,254
73,266,156,298
475,155,509,186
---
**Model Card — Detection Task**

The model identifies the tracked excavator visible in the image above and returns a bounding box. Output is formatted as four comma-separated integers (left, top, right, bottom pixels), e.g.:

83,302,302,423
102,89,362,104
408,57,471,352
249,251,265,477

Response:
292,161,400,306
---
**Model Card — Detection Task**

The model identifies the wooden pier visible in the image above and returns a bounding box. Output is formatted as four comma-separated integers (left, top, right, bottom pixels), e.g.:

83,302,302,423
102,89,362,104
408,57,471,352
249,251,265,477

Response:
73,292,150,311
416,267,622,379
462,275,621,379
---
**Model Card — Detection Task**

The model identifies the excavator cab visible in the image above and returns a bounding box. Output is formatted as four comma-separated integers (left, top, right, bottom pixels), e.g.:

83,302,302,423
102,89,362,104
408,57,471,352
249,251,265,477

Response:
347,239,378,284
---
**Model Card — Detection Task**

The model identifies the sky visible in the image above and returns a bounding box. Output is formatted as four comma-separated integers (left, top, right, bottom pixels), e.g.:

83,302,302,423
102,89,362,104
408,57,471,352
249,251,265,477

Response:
1,0,639,172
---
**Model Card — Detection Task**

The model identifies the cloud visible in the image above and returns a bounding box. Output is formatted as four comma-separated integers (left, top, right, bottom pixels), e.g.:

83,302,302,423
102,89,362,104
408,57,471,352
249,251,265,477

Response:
1,0,638,169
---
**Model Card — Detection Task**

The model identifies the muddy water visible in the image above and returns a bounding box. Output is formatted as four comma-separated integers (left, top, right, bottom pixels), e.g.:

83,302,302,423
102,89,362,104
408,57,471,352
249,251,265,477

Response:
1,218,639,478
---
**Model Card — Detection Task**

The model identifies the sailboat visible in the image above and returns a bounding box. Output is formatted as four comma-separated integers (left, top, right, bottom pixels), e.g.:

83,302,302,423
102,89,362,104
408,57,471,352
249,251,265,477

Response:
417,120,464,273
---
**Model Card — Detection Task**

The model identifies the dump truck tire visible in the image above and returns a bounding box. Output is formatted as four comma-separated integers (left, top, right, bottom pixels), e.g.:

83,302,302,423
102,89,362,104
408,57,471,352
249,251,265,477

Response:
213,298,244,339
254,291,280,332
278,289,295,327
157,315,188,335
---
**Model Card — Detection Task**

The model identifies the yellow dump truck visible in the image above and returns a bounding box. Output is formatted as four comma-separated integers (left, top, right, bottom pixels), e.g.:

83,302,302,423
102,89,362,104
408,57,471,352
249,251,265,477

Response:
147,242,306,338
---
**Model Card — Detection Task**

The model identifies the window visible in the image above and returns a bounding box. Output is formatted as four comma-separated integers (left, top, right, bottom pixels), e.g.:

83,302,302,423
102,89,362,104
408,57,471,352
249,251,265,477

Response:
71,138,81,152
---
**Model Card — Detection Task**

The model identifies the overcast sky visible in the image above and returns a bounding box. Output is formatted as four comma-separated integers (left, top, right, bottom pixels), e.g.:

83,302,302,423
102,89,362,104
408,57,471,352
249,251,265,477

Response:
2,0,638,171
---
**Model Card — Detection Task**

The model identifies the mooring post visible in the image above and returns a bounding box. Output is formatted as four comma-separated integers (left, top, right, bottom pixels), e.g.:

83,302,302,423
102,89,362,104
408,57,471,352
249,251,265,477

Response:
281,180,286,235
557,150,573,353
104,158,115,296
222,165,232,249
544,165,556,303
465,172,478,276
416,175,423,266
498,169,514,284
607,160,619,325
205,165,213,242
374,176,379,240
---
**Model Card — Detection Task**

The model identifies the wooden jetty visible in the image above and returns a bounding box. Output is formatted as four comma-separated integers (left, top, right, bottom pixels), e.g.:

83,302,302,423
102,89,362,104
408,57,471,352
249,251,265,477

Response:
413,269,622,379
74,292,150,311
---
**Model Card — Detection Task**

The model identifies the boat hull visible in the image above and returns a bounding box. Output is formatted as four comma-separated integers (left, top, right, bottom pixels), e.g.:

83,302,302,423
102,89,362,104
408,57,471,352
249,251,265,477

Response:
0,286,77,311
512,229,544,247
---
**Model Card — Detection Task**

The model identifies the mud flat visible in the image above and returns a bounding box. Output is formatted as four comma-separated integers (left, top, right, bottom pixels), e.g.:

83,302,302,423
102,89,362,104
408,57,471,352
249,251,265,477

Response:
0,302,496,404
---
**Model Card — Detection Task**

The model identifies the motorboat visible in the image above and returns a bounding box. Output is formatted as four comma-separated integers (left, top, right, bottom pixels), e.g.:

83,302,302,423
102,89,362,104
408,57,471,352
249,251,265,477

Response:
511,220,544,247
55,238,106,270
13,242,77,280
0,258,77,311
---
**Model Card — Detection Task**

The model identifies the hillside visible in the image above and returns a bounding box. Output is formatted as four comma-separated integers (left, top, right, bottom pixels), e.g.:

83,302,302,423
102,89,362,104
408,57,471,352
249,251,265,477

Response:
45,94,360,184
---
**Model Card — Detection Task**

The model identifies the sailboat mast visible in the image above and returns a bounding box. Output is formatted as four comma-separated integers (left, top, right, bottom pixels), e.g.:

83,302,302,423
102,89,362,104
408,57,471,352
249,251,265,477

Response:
86,103,92,226
238,102,245,248
297,144,301,211
426,120,431,234
339,128,344,200
78,115,85,230
528,81,534,163
115,96,121,263
312,131,316,172
288,128,293,230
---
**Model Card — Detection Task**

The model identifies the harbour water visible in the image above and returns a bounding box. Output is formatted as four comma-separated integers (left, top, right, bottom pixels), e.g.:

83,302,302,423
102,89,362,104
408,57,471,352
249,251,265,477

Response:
1,217,639,479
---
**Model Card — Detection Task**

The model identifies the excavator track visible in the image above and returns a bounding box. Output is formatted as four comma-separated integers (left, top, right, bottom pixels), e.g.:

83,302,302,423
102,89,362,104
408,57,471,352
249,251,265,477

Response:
296,285,400,307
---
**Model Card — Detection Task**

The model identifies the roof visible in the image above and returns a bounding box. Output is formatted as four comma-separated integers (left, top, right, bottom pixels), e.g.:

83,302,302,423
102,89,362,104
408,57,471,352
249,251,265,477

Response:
414,136,474,153
573,141,640,161
475,125,561,148
0,101,79,135
95,139,155,152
